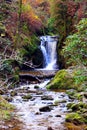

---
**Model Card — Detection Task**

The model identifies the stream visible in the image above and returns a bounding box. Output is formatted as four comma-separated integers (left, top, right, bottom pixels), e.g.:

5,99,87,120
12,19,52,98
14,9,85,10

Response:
10,75,70,130
0,36,76,130
10,36,70,130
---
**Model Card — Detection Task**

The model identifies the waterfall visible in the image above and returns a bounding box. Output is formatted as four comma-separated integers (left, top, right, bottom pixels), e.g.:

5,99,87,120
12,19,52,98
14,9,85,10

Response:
40,36,58,70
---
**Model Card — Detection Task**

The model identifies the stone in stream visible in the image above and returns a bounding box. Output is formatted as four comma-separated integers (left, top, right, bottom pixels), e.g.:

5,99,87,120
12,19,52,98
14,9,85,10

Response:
4,96,13,102
22,94,32,101
35,112,42,115
47,126,53,130
30,98,35,101
41,95,54,100
55,115,61,117
10,90,17,96
39,105,53,112
34,85,39,89
36,91,43,95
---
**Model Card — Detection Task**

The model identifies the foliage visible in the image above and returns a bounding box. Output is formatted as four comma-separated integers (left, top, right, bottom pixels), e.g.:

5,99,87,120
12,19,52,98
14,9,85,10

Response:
62,18,87,66
49,0,87,44
47,17,56,34
0,96,14,120
66,112,86,124
28,0,50,25
20,35,39,59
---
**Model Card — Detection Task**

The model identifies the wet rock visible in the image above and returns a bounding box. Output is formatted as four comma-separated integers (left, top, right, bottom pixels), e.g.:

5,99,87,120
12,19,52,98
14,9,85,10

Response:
36,91,43,95
58,99,67,103
27,90,37,93
55,115,61,117
67,102,87,112
41,95,54,100
47,102,53,105
4,96,13,102
10,91,17,96
60,94,66,97
22,94,32,100
47,126,53,130
30,98,35,101
66,112,86,125
66,89,76,99
34,85,39,89
60,104,66,108
42,102,47,104
39,105,52,112
54,100,59,106
49,115,53,117
35,112,41,115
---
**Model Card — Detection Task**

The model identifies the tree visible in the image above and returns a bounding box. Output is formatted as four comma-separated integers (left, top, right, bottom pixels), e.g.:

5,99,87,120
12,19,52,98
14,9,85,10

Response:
63,18,87,66
50,0,87,45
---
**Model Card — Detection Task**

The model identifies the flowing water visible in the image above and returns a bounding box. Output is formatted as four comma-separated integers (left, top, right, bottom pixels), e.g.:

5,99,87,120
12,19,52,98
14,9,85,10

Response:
1,36,83,130
40,36,58,70
10,36,68,130
11,79,69,130
9,36,70,130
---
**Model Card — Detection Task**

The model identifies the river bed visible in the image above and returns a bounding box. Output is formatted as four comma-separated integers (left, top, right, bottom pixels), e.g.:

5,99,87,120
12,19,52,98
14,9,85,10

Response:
10,78,70,130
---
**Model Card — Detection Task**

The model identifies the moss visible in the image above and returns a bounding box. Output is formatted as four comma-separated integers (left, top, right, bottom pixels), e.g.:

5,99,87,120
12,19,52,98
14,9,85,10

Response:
66,89,77,99
66,102,87,125
46,67,87,90
67,102,87,111
75,93,83,101
66,113,85,124
22,94,32,100
0,96,14,120
46,69,74,90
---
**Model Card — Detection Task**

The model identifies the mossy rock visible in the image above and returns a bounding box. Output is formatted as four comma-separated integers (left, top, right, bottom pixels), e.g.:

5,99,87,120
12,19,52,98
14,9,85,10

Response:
0,96,14,120
67,102,87,112
46,67,87,91
10,91,17,97
66,113,85,125
46,69,74,90
22,94,32,100
34,85,39,89
66,89,77,99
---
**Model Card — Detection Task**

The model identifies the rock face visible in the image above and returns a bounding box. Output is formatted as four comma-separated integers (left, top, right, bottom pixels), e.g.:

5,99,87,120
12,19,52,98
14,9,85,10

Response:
32,48,43,68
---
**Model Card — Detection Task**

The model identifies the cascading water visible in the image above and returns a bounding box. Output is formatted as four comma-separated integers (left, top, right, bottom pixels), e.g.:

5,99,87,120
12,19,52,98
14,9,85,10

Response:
40,36,58,70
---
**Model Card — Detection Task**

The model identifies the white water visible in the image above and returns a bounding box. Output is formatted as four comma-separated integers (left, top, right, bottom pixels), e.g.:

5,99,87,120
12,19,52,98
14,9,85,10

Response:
40,36,58,70
11,80,68,130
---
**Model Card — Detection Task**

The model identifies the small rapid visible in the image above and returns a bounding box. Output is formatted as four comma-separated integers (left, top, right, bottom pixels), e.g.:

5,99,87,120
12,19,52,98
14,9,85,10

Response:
11,79,69,130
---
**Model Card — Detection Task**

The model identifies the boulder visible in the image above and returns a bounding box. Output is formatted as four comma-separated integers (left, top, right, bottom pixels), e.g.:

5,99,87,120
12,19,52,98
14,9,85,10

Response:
39,105,52,112
41,95,54,100
22,94,32,100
